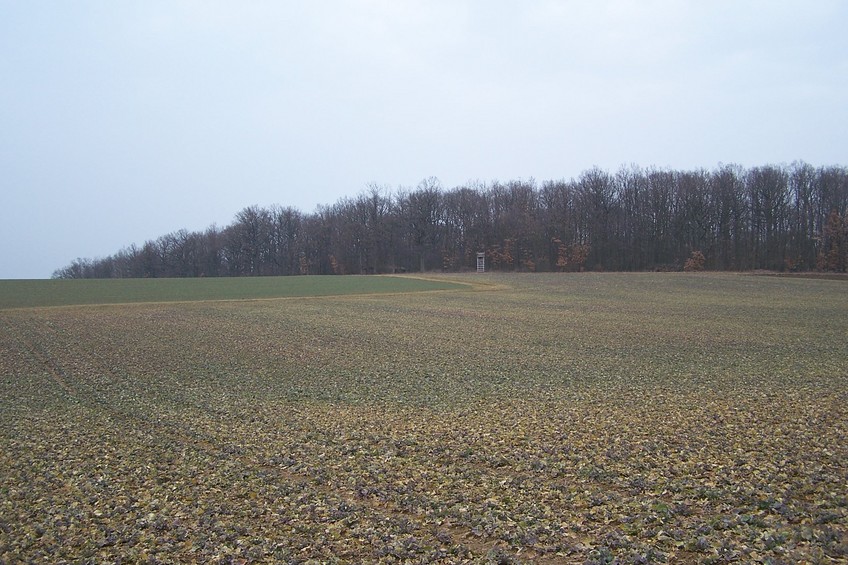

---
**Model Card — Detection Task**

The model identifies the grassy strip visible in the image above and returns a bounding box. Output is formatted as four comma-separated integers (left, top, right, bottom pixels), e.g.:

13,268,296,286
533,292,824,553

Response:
0,275,468,309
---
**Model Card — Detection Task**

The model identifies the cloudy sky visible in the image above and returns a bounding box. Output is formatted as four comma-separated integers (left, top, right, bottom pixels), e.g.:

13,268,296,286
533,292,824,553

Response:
2,1,846,278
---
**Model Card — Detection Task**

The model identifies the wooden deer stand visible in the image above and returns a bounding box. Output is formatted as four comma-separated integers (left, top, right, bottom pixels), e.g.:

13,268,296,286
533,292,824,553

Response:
476,252,485,273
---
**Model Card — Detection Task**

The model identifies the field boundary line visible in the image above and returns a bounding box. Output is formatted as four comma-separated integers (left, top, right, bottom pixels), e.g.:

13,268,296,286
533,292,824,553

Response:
385,274,508,293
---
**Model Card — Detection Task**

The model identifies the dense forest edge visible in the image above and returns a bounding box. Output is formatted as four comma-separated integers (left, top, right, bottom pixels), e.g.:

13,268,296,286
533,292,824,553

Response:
54,162,848,278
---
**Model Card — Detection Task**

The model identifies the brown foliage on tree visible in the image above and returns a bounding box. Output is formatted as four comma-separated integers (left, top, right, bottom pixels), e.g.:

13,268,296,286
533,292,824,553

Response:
683,250,706,272
487,239,515,271
817,211,847,272
553,238,591,272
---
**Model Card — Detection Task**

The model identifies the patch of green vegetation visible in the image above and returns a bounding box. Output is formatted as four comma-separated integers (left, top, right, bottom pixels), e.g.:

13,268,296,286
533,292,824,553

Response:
0,275,468,309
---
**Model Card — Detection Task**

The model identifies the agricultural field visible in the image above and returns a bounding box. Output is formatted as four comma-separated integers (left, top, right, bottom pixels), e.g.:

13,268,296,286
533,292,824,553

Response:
1,273,846,564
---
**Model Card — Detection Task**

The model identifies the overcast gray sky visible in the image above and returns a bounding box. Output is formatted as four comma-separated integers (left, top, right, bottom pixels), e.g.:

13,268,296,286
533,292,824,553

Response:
2,1,846,278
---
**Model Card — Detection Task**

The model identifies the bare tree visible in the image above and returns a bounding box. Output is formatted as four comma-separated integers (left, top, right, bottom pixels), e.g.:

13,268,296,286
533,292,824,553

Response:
53,163,848,278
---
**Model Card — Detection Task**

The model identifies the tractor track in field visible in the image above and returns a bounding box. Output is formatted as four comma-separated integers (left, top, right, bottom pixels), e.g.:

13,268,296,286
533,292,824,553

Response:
0,317,78,399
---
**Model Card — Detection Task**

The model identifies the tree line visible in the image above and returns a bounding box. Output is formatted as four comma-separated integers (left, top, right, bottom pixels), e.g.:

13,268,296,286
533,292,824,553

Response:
53,162,848,279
